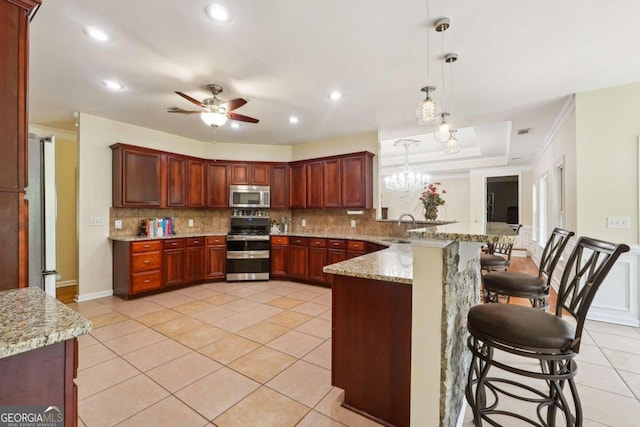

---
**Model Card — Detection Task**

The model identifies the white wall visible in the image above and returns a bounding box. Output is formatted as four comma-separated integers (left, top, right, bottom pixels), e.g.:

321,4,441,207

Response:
77,114,293,299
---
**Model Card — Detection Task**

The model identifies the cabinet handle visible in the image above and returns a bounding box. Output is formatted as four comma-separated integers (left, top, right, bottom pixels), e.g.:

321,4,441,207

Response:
143,260,150,264
193,240,200,244
333,242,340,246
171,242,177,246
143,244,150,248
143,279,151,283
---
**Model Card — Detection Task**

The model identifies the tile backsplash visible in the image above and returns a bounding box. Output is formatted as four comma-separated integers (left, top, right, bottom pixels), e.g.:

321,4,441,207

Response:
110,207,420,238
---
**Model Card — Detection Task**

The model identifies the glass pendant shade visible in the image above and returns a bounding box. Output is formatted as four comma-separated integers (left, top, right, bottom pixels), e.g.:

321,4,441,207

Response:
433,114,451,143
200,111,228,127
444,129,461,154
416,86,440,125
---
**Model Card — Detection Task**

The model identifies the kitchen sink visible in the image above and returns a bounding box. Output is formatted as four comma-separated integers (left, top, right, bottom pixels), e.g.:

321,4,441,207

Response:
381,238,411,244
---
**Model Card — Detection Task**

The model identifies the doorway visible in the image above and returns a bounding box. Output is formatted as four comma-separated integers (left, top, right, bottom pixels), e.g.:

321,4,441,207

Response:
486,175,519,224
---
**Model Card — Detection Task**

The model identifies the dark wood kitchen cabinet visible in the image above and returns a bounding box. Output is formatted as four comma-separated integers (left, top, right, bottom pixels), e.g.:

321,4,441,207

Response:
205,236,226,280
113,240,163,297
185,238,205,283
187,159,207,207
270,236,289,278
289,163,307,208
326,239,347,265
229,162,270,186
167,155,186,207
250,163,270,185
270,164,288,209
341,152,374,208
163,239,185,286
206,162,229,208
346,240,366,259
112,144,165,208
308,238,327,284
288,237,309,280
0,0,40,289
229,163,250,185
323,158,341,208
306,160,324,208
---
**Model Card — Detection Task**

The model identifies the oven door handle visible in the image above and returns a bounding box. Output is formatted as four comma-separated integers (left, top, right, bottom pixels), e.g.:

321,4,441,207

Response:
226,250,270,259
227,235,270,241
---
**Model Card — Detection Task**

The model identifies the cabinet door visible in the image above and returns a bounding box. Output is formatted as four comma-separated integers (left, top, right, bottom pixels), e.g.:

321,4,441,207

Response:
163,249,185,286
251,164,270,186
116,148,164,207
308,246,327,283
206,162,228,208
327,248,347,265
341,153,373,208
187,159,206,207
270,164,288,209
288,163,307,208
185,246,205,283
288,245,308,280
205,246,226,280
323,159,341,208
306,160,323,208
167,155,186,207
229,163,250,185
270,245,289,278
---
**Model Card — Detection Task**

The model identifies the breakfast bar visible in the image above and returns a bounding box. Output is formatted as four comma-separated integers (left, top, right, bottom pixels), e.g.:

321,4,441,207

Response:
324,222,516,427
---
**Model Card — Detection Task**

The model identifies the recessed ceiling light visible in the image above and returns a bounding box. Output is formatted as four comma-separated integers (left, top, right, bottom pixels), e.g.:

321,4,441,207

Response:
230,122,240,129
329,91,342,100
206,4,232,22
102,80,124,90
289,116,299,124
83,26,109,42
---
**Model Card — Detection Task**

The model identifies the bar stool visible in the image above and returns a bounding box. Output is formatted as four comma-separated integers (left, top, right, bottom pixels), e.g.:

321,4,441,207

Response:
466,236,629,427
482,227,574,309
480,225,522,274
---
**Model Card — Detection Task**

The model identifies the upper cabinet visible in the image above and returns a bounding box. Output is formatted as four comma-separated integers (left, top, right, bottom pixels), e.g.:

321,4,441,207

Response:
111,144,165,208
306,160,323,208
187,159,207,208
289,163,307,208
322,158,341,208
206,162,228,208
250,163,270,186
270,164,288,209
229,162,270,186
341,152,374,208
166,155,186,207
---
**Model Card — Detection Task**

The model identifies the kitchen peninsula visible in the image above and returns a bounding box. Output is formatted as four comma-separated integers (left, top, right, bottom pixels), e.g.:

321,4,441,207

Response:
324,222,516,427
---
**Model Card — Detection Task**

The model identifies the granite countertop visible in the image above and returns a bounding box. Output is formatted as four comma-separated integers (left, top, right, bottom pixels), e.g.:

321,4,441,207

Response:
0,288,92,359
323,244,413,285
109,232,228,242
407,221,517,244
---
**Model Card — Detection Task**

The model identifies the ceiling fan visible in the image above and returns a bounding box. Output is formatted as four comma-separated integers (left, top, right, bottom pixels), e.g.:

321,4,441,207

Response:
168,83,259,128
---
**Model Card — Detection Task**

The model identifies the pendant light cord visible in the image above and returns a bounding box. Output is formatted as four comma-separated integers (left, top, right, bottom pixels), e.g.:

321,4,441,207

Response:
426,0,431,82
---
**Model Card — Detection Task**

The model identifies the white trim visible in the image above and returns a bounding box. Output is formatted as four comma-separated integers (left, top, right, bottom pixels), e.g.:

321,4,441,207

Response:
530,95,575,166
75,289,113,302
56,280,77,288
29,124,77,142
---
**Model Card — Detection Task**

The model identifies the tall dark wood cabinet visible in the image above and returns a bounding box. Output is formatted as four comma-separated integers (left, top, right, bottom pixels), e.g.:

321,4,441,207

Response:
269,164,288,209
166,155,186,207
187,159,206,207
0,0,40,290
306,160,323,208
206,161,228,208
288,163,306,208
341,152,374,208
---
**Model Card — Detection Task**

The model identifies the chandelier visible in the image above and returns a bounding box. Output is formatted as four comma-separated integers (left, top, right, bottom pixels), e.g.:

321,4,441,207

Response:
384,139,428,199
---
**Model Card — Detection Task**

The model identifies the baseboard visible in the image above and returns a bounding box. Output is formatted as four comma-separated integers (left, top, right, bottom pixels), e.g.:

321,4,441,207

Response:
586,312,640,327
75,289,113,302
56,280,77,288
512,248,527,258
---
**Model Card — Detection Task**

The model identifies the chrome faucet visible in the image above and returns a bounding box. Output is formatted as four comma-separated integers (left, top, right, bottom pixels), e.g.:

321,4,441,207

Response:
397,213,416,228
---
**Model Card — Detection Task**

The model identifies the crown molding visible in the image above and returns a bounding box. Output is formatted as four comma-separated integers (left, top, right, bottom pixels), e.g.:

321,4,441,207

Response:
530,95,575,166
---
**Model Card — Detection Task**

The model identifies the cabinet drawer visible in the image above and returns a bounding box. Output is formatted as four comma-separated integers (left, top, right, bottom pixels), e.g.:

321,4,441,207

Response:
327,239,345,249
309,238,326,248
207,236,226,246
347,240,365,252
187,237,205,246
131,270,162,292
290,237,308,246
131,240,162,253
131,252,161,272
163,239,185,249
271,236,289,245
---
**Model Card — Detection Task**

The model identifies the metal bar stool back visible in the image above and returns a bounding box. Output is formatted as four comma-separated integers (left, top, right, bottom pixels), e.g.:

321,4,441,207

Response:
480,224,522,273
466,236,629,427
482,228,574,309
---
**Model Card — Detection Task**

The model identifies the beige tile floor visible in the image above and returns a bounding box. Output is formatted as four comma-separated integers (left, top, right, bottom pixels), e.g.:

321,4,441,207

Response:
70,279,640,426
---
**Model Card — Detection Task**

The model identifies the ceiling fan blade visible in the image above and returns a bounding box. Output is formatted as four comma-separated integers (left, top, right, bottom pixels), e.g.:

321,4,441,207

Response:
175,91,204,107
167,107,201,114
220,98,247,112
228,112,259,123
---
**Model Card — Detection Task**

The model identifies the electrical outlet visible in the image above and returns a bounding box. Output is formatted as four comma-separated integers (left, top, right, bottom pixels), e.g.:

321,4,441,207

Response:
350,219,356,228
188,219,194,227
114,219,123,230
89,216,104,226
607,216,630,229
301,219,306,227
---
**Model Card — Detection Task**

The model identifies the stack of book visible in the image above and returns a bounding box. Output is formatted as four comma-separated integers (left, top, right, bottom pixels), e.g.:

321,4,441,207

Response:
144,217,174,237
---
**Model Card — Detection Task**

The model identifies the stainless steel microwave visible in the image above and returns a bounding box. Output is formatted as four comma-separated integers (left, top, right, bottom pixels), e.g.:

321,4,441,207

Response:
229,185,270,208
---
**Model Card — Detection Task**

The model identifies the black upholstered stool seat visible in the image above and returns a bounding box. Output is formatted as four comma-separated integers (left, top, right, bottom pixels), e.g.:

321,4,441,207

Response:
468,303,575,353
482,271,545,295
479,254,508,268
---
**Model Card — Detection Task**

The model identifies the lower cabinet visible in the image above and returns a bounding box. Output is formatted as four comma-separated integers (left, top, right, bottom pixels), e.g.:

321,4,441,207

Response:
346,240,366,259
270,236,289,278
186,238,205,283
308,238,327,284
206,236,226,280
163,239,185,286
113,240,163,296
288,237,309,280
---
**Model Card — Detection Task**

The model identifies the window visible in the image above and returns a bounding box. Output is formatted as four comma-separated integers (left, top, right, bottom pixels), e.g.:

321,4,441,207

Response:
539,174,549,245
552,158,565,229
532,183,537,242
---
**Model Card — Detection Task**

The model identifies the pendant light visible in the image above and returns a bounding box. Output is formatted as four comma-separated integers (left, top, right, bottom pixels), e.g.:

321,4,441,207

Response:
416,0,440,125
432,17,452,142
444,129,461,154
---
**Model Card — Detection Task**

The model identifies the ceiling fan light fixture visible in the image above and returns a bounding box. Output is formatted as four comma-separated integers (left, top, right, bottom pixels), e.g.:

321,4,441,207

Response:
201,111,228,127
206,4,232,22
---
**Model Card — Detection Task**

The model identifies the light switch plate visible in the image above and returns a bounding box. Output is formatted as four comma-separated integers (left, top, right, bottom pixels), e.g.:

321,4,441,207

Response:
89,216,104,226
607,216,630,228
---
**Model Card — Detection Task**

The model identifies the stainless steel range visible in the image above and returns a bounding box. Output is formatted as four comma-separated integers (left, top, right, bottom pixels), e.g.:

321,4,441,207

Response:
226,215,270,281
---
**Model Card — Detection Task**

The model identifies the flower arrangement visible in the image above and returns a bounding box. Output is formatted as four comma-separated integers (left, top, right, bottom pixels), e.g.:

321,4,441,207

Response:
419,182,446,220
